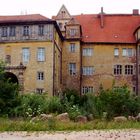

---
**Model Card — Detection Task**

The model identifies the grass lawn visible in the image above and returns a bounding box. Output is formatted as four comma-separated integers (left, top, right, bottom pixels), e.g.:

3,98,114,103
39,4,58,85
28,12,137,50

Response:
0,118,140,131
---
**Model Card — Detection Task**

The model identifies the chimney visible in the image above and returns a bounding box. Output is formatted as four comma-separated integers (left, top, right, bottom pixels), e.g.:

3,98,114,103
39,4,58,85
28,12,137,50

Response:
100,7,104,28
133,9,139,15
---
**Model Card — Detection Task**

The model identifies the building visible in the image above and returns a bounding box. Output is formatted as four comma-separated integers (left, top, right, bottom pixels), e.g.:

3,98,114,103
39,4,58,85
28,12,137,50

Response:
0,5,140,95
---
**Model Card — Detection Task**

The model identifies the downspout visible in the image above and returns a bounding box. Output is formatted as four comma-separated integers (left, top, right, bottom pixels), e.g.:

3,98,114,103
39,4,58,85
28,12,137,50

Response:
52,28,56,96
80,41,82,96
136,42,139,95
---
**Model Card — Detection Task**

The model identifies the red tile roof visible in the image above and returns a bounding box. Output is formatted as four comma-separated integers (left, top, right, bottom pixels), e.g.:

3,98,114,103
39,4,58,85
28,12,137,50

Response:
74,14,140,43
0,14,49,23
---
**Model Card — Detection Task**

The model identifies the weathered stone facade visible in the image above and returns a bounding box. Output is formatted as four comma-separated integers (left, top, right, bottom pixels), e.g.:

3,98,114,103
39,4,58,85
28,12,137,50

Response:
0,6,140,95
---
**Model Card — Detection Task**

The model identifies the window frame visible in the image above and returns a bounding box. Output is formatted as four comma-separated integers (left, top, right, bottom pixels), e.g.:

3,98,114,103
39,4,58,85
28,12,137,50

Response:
22,48,30,63
1,26,8,37
37,71,44,81
125,65,133,75
69,63,76,76
37,48,45,62
38,25,44,36
114,48,119,57
82,48,93,56
82,66,94,75
9,26,16,37
23,25,29,36
82,86,94,94
114,65,122,75
69,43,76,53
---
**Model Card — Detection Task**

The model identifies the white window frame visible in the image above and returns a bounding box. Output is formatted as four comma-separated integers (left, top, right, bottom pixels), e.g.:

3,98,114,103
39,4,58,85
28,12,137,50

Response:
114,48,119,56
69,43,75,52
82,86,94,94
37,48,45,62
114,65,122,75
37,72,44,80
122,48,133,57
69,63,76,75
125,65,133,75
82,66,94,75
83,48,93,56
22,48,30,63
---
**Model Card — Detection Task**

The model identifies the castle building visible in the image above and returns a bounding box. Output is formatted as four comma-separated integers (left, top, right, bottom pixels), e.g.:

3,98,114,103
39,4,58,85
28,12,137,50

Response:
0,5,140,95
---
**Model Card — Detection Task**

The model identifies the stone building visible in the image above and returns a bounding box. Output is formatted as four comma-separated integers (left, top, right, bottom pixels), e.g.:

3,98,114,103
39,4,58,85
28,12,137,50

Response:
0,5,140,95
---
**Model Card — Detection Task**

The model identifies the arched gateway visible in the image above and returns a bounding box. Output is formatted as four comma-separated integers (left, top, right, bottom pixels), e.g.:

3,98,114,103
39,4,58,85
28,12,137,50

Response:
5,63,26,91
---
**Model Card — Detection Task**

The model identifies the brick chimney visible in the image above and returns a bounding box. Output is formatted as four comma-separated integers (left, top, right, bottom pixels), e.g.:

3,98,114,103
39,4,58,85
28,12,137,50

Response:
100,7,104,28
133,9,139,15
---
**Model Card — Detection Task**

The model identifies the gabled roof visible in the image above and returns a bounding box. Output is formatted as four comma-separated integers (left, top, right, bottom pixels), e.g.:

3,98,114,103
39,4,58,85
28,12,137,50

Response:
74,14,140,43
55,4,71,20
0,14,49,23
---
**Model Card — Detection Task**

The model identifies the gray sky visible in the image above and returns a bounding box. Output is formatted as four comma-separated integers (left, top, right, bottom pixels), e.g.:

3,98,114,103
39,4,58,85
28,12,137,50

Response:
1,0,140,18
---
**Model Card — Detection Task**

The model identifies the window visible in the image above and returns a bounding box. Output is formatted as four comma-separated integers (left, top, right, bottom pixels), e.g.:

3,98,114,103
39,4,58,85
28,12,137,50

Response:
1,27,7,37
114,65,122,75
38,25,44,35
83,48,93,56
23,26,29,36
22,48,30,63
82,66,94,75
82,86,94,94
9,26,16,36
122,48,133,57
37,72,44,80
114,48,119,56
125,65,133,75
69,29,76,36
36,88,44,94
5,55,11,64
69,63,76,75
69,43,75,52
58,23,63,29
139,65,140,74
37,48,45,61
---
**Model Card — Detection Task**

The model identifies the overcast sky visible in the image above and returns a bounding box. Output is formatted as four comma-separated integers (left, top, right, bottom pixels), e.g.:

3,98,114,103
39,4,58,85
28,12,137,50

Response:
0,0,140,18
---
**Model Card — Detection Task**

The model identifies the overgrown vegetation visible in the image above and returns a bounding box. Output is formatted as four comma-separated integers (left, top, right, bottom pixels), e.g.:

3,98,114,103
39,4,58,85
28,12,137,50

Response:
0,60,140,131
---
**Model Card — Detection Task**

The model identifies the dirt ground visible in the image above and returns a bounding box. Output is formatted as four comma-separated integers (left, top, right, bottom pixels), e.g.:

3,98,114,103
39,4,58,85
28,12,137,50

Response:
0,130,140,140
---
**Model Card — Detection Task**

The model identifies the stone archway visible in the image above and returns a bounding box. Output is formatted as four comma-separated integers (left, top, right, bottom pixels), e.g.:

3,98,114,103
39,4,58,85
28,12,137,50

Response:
4,72,19,84
5,63,26,92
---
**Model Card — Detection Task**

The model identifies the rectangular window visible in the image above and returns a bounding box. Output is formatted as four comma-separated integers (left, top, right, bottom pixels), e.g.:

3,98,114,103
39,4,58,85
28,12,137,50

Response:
37,48,45,61
122,48,133,57
22,48,30,63
37,72,44,80
82,86,94,94
83,48,93,56
114,65,122,75
36,88,44,94
122,48,127,56
69,63,76,75
38,25,44,35
114,48,119,56
125,65,133,75
69,43,75,52
69,29,76,36
23,26,29,36
9,26,16,36
5,55,11,64
82,66,94,75
1,27,7,37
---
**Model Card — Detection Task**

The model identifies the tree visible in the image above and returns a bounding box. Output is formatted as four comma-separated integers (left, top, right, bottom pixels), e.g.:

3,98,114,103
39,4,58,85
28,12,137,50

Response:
0,61,19,115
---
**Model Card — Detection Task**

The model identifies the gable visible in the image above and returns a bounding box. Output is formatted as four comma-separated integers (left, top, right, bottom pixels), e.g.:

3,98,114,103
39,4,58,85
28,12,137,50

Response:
56,5,71,20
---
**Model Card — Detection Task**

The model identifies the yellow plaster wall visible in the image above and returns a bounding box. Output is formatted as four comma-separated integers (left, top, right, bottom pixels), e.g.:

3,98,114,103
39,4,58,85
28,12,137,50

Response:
82,44,136,93
0,41,54,95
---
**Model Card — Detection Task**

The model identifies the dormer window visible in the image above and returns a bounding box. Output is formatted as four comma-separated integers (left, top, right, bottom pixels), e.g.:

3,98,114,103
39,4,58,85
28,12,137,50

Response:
69,29,77,37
